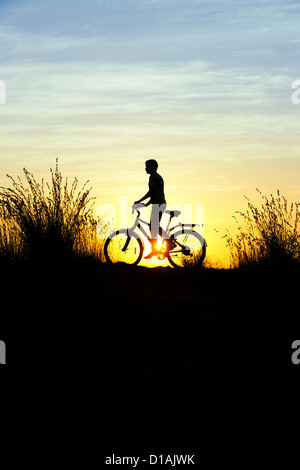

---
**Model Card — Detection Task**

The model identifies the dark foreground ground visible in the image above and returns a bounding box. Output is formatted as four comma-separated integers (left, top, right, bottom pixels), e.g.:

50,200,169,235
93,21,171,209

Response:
1,259,300,459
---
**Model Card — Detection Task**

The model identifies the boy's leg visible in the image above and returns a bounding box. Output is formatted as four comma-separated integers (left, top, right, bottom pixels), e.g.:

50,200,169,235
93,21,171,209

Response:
144,204,166,259
150,204,159,240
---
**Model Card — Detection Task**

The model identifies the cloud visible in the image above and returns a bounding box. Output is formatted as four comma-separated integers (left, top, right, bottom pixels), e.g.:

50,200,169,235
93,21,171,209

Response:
1,1,300,181
1,0,300,67
1,54,298,194
0,58,292,128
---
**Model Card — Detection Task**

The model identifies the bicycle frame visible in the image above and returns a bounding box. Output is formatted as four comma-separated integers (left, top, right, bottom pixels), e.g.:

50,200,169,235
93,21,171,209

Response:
104,205,207,266
125,206,202,253
129,210,164,240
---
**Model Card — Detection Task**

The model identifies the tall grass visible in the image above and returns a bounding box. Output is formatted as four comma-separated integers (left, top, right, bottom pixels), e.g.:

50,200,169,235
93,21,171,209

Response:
224,189,300,268
0,207,22,262
0,160,101,262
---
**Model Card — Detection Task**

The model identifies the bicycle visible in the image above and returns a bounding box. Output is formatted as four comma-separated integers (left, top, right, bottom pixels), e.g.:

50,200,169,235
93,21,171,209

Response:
104,204,206,268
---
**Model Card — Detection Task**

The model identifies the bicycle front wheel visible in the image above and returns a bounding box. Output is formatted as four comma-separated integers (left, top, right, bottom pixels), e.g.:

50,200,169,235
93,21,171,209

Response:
104,229,144,265
167,229,206,268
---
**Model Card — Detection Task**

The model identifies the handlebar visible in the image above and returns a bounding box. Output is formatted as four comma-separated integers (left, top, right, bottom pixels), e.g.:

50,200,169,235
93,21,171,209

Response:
131,203,146,215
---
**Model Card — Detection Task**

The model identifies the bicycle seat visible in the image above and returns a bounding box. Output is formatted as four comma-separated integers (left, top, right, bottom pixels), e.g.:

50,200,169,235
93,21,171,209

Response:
165,210,181,218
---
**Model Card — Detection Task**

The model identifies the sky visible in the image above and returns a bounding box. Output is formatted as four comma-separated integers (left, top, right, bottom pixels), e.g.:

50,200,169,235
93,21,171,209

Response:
1,0,300,265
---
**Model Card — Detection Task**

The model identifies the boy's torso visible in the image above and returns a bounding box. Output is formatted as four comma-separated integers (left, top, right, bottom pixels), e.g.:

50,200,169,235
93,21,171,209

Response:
149,172,166,205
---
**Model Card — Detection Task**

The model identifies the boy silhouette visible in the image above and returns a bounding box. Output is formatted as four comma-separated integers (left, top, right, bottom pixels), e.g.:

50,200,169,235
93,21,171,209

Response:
134,159,167,258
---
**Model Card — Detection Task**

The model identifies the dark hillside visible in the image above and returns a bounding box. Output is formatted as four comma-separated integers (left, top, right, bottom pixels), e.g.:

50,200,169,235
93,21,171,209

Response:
2,261,299,456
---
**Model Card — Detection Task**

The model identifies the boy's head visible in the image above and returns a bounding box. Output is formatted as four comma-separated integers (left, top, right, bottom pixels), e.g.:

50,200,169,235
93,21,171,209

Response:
145,159,158,174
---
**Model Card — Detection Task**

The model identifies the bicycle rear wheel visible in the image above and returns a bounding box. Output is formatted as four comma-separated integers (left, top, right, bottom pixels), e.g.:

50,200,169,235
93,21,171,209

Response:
104,229,144,265
167,229,206,268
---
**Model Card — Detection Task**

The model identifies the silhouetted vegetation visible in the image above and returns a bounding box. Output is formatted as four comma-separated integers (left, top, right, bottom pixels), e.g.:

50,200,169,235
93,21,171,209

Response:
224,189,300,268
1,162,299,272
0,160,102,263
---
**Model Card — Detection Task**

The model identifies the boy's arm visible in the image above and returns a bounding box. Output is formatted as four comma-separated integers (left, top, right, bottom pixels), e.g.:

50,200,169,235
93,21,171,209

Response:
134,187,154,206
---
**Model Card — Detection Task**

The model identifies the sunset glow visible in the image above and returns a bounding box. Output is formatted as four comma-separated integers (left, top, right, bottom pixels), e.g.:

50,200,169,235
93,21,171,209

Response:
1,0,300,267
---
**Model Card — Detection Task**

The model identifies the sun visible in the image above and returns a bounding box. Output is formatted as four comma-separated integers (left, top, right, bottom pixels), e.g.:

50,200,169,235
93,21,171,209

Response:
139,237,171,268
